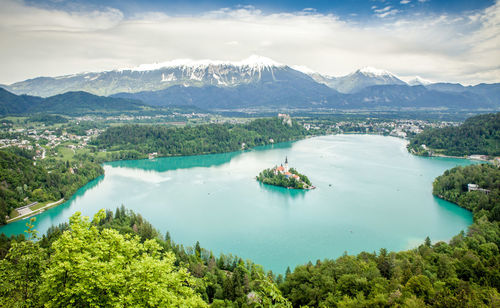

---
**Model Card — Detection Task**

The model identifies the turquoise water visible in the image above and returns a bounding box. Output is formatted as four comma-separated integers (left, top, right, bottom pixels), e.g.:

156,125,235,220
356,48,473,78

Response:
1,135,475,273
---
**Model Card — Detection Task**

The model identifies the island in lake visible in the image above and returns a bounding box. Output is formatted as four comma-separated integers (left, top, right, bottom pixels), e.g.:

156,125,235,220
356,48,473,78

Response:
256,157,315,189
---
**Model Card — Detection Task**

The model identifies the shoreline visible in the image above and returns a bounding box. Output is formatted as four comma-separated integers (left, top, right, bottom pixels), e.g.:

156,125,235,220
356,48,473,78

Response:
257,180,316,190
2,137,308,226
2,133,481,226
412,151,493,162
6,198,65,224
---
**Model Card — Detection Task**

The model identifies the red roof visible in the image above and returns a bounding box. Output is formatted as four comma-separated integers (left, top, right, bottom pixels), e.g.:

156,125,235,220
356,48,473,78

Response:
276,166,285,171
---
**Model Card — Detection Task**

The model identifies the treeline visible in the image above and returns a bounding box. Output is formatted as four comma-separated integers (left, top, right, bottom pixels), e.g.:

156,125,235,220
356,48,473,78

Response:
256,167,312,189
93,117,308,157
0,148,103,224
408,112,500,156
0,207,290,307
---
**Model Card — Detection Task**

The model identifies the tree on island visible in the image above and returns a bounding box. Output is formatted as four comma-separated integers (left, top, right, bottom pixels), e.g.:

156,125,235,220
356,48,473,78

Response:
256,158,313,189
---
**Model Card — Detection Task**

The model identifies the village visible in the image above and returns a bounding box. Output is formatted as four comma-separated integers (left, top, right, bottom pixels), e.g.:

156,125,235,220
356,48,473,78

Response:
0,115,470,164
0,123,103,160
302,118,459,139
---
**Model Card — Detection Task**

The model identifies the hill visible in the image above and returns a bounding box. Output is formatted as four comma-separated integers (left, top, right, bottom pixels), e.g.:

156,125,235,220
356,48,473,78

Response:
31,91,145,115
94,116,308,157
433,164,500,221
0,148,103,224
0,88,149,116
408,112,500,156
0,88,42,115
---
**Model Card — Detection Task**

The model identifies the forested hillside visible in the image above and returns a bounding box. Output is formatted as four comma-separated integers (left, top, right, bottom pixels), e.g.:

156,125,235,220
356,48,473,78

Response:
433,164,500,222
0,207,290,307
408,112,500,156
94,117,308,157
0,88,147,116
0,148,103,224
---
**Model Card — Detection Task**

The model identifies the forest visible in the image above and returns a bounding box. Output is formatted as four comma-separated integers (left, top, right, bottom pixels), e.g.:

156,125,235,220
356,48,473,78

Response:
432,163,500,222
0,148,103,225
94,117,308,157
408,112,500,156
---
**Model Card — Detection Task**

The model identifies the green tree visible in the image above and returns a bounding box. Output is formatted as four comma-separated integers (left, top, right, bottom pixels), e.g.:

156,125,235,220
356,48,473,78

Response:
38,210,207,307
0,218,46,307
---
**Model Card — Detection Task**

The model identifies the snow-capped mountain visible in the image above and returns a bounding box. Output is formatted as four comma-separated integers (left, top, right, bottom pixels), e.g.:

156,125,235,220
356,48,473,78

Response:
2,56,499,110
407,76,433,86
319,67,407,94
4,55,307,97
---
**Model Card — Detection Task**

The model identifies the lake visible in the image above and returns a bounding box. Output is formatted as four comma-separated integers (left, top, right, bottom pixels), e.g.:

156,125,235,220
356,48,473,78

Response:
0,135,476,273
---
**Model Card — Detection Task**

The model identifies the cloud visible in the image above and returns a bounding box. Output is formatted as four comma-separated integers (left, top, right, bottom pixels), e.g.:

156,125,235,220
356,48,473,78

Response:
376,9,400,18
374,6,392,13
400,0,411,4
0,0,499,85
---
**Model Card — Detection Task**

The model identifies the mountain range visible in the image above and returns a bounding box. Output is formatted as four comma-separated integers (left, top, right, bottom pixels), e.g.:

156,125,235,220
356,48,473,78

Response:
1,56,499,111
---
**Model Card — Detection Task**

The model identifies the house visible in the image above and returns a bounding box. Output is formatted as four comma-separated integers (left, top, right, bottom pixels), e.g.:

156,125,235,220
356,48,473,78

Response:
467,184,479,191
468,183,490,194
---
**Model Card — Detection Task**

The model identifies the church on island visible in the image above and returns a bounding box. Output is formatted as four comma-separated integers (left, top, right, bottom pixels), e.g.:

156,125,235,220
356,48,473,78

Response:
273,157,300,181
256,157,315,189
256,156,313,189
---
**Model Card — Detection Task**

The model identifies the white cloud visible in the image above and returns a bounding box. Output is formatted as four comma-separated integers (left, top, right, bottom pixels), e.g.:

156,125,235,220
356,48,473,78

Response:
0,0,499,85
376,9,400,18
374,6,392,13
400,0,411,4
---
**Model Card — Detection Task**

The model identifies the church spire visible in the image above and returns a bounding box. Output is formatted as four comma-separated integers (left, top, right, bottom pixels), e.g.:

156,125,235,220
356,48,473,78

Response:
285,156,288,164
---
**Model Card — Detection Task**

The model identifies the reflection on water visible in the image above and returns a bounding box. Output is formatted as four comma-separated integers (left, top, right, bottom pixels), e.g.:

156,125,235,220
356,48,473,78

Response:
257,182,307,199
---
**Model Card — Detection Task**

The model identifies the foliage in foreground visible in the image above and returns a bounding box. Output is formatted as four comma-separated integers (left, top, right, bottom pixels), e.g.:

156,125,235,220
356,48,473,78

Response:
0,212,206,307
0,208,291,307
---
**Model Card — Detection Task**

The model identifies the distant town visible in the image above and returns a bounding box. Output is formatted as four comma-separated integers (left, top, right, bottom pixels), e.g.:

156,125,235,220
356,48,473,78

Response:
0,115,463,163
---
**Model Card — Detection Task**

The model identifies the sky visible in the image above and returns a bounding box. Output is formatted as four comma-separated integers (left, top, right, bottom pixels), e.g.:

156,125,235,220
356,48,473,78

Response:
0,0,499,85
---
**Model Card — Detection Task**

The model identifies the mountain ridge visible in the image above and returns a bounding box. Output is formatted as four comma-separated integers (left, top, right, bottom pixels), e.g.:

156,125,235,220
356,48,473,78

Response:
2,56,500,111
